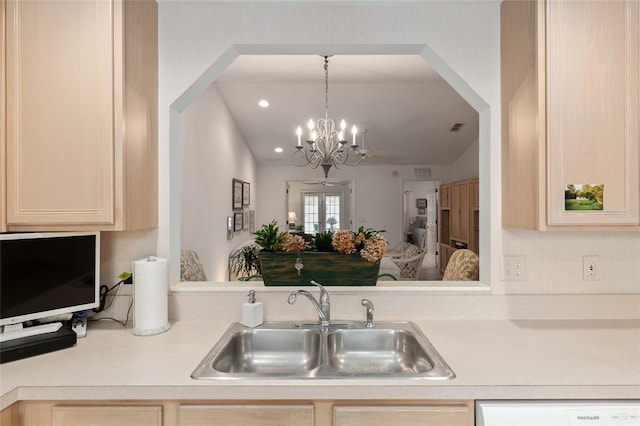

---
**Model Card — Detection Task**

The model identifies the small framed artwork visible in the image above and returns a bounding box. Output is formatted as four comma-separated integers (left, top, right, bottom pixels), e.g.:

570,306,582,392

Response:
242,182,250,206
418,207,425,215
243,209,249,230
564,183,604,211
249,210,256,233
234,212,243,231
416,198,427,208
232,179,243,210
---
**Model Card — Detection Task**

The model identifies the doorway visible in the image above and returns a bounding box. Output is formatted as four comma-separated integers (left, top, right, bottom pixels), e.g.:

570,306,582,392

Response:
402,180,439,270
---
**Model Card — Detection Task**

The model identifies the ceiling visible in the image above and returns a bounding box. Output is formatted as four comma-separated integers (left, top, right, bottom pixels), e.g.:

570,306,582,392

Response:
214,55,479,166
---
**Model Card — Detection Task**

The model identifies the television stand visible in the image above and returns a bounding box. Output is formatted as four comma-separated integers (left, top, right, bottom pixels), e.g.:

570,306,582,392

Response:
0,323,76,363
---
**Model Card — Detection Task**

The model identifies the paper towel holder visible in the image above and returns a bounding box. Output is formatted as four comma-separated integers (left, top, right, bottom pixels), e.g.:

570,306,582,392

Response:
132,257,171,336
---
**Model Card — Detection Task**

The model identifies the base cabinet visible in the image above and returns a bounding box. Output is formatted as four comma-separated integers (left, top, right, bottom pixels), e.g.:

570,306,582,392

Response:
177,404,314,426
0,400,474,426
51,405,163,426
333,403,474,426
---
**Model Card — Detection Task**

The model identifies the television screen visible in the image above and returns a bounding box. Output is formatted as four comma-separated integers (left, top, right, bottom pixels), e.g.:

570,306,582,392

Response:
0,232,100,326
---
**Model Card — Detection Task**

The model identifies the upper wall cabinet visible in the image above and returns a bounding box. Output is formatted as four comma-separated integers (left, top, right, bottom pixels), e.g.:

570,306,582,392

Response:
3,0,158,231
501,0,639,230
1,0,6,233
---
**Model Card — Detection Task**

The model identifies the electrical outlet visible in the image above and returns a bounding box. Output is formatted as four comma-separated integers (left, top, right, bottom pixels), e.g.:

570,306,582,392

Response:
582,255,599,281
119,271,133,284
501,256,525,281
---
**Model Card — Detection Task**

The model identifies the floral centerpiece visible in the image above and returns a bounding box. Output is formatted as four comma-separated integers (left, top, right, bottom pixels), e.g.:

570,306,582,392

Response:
253,221,387,286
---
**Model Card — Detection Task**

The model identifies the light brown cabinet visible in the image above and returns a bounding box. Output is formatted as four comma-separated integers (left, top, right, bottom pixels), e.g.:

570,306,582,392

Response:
51,405,163,426
450,182,470,243
3,0,158,231
438,179,479,274
439,184,450,208
501,0,639,230
333,402,474,426
1,399,474,426
178,404,314,426
1,0,6,232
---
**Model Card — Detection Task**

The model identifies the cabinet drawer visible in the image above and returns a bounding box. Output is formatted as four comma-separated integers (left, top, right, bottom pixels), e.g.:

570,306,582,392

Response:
51,405,163,426
333,403,473,426
178,404,314,426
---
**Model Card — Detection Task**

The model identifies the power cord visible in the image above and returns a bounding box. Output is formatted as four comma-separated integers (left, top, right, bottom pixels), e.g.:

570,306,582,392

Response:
87,273,133,328
93,279,124,313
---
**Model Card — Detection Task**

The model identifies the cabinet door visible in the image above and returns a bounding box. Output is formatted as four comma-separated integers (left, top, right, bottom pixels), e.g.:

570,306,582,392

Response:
5,0,115,225
1,0,7,231
178,404,314,426
52,405,162,426
546,0,639,226
439,244,455,274
333,404,473,426
450,183,470,242
471,179,479,210
439,184,450,208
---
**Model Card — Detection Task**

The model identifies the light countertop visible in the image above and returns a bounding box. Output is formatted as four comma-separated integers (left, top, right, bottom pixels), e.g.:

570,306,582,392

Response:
2,318,639,409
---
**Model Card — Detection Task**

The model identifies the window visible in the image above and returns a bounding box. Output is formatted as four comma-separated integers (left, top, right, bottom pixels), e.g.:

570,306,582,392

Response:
303,192,343,234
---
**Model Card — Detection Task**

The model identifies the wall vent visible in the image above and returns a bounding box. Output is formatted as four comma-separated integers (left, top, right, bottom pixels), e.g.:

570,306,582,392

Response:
413,168,431,178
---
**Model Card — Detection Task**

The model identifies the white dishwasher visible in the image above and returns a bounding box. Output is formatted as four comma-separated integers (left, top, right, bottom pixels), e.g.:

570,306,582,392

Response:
476,400,640,425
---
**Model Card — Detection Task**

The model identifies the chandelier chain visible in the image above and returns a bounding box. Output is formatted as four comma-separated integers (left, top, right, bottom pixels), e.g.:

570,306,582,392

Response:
324,56,329,118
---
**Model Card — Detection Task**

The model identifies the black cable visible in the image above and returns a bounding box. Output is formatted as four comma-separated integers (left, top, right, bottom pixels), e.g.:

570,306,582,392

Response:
93,280,124,313
88,277,131,328
89,298,133,328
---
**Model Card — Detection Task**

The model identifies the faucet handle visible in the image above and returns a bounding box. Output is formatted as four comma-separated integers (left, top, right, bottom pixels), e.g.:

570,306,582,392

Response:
361,299,375,328
309,280,328,302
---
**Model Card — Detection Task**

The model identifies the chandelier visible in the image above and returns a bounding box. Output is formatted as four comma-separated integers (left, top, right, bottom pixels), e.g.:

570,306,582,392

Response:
293,56,364,178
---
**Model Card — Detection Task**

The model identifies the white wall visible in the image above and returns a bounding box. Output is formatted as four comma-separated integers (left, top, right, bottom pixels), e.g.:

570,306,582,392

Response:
448,138,479,182
180,84,258,281
96,1,640,298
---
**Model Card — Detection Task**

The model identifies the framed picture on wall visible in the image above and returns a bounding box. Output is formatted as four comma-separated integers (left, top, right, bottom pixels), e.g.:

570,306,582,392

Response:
243,209,249,230
416,198,427,208
242,182,250,206
232,179,243,210
249,210,255,233
234,212,243,231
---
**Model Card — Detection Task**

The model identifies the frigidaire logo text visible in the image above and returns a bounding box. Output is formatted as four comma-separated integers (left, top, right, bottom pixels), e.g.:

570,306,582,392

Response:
576,415,600,421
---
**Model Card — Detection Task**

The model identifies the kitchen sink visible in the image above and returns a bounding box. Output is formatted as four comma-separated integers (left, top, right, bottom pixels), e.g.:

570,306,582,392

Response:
326,328,434,375
192,321,455,380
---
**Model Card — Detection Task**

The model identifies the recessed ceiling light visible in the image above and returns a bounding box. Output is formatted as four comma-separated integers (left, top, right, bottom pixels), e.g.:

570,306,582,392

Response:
258,99,270,108
274,147,283,153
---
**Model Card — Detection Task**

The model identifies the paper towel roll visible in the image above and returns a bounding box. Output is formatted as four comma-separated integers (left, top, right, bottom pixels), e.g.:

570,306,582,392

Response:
133,256,171,336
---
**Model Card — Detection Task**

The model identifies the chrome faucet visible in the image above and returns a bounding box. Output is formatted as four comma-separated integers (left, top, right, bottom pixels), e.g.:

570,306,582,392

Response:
287,280,331,327
361,299,375,328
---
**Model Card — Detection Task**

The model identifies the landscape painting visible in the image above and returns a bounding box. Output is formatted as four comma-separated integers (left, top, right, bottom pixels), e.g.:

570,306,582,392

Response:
565,184,604,211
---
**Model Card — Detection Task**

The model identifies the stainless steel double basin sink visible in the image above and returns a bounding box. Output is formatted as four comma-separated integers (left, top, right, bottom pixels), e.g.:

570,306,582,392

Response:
191,321,455,380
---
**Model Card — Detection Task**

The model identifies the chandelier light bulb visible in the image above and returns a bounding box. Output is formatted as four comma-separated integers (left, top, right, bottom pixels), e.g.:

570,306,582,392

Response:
311,131,318,142
340,119,347,130
351,125,358,146
296,126,302,146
